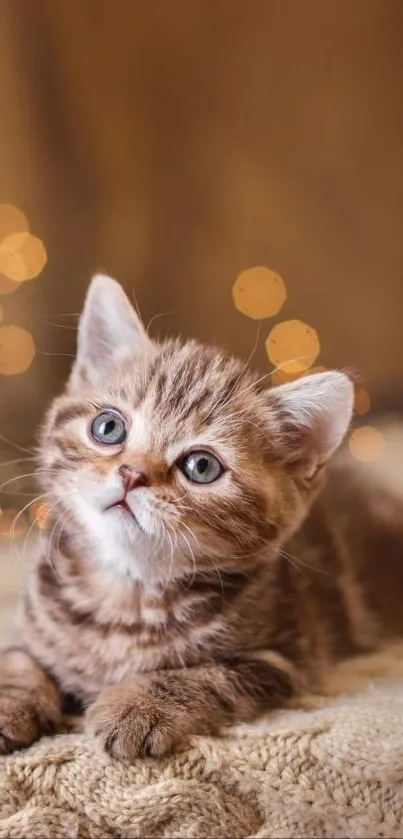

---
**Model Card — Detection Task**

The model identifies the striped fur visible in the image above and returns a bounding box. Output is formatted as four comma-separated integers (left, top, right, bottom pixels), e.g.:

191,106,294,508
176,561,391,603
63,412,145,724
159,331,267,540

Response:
2,274,402,760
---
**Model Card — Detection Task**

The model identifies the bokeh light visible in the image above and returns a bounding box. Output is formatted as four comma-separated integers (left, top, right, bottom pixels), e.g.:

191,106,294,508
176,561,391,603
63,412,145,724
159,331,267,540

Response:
0,508,28,539
0,204,46,295
349,426,386,462
0,204,46,380
266,319,320,374
233,267,287,319
354,386,371,416
0,204,28,241
0,325,35,375
0,274,19,295
0,232,47,282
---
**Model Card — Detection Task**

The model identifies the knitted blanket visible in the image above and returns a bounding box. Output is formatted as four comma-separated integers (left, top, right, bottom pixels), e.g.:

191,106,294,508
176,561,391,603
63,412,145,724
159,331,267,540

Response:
1,643,403,839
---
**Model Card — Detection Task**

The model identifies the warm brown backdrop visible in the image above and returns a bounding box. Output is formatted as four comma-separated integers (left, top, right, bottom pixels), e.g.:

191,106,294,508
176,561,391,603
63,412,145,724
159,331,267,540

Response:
1,0,403,449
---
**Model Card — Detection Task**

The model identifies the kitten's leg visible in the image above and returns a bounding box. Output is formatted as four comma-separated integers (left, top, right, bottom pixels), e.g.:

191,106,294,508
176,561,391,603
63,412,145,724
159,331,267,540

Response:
0,647,63,753
86,652,300,760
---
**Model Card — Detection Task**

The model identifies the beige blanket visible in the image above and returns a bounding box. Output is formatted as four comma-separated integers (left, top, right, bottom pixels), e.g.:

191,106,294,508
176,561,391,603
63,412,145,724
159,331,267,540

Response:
1,644,403,838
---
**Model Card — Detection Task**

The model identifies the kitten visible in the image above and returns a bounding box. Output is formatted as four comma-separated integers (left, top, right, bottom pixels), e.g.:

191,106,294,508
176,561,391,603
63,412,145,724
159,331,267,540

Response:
1,274,402,760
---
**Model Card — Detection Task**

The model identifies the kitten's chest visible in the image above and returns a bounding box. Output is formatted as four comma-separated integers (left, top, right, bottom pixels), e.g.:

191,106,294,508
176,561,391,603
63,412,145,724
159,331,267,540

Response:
22,561,225,699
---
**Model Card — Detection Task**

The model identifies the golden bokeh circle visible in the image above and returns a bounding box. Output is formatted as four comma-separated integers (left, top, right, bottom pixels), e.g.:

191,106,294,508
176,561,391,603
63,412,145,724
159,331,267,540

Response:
0,245,26,282
354,387,371,416
266,319,320,374
349,426,385,463
233,267,287,319
0,274,19,295
0,233,47,282
0,325,35,375
0,508,28,539
0,204,28,241
29,500,51,530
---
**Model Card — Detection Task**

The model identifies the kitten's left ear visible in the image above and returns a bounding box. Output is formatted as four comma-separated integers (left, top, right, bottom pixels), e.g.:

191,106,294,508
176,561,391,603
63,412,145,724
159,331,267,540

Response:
70,273,152,389
268,371,354,466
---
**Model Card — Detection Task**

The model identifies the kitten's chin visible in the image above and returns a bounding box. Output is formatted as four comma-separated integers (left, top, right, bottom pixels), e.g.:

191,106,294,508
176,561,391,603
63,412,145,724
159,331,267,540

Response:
81,514,160,582
105,501,145,533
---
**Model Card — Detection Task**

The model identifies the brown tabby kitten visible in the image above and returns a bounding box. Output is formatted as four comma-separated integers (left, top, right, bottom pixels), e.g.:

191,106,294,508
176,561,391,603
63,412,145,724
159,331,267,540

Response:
1,275,402,761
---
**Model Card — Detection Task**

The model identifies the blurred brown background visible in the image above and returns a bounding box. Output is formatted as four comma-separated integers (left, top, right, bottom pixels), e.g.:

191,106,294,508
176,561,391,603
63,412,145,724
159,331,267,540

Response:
1,0,403,448
1,0,403,635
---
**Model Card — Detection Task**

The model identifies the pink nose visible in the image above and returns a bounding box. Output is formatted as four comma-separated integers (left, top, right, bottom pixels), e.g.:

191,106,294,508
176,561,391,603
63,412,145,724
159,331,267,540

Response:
118,464,148,493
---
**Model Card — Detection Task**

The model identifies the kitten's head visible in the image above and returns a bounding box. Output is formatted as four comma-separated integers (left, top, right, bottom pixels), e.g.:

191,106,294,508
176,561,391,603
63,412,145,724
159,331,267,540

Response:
38,274,353,582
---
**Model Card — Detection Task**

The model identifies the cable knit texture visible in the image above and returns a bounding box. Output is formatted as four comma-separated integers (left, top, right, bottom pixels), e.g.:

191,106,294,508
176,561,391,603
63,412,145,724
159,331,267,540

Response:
0,643,403,838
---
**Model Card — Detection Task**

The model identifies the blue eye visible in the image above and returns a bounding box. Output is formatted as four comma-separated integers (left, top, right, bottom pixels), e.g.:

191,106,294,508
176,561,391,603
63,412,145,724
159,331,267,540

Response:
179,451,224,484
91,411,127,445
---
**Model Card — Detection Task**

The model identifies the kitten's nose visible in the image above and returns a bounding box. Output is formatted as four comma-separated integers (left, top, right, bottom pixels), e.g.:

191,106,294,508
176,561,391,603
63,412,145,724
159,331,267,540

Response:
118,464,148,493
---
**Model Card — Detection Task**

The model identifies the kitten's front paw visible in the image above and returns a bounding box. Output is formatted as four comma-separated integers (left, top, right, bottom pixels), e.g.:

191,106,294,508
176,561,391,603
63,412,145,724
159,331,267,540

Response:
0,692,57,754
86,681,193,761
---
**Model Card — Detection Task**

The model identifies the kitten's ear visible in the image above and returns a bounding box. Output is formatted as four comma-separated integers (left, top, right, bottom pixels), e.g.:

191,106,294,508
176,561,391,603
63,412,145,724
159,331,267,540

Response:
268,371,354,466
70,274,152,389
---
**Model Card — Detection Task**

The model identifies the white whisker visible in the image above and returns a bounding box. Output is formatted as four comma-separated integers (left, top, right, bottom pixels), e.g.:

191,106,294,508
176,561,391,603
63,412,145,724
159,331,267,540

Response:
0,434,34,456
37,349,76,359
9,493,50,560
46,515,66,583
0,457,36,469
277,546,334,578
46,322,78,331
146,311,173,337
0,471,54,494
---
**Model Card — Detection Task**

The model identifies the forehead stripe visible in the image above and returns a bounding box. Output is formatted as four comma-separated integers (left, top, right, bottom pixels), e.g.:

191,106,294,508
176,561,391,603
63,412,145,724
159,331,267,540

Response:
53,403,91,427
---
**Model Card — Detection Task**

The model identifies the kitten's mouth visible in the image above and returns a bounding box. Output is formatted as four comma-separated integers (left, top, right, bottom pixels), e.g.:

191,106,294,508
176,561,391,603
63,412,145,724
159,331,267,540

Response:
105,498,143,530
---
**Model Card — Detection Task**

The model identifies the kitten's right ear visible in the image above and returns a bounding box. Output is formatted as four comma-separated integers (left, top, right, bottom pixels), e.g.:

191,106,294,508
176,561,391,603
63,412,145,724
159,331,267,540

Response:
69,274,152,389
267,370,354,468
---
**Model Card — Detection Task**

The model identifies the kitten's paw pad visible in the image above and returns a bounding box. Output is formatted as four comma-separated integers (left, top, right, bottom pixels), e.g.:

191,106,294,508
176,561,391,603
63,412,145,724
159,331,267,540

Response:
86,684,189,761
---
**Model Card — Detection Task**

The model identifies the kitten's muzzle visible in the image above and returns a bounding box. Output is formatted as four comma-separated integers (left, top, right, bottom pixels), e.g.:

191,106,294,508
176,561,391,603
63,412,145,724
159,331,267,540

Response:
104,465,147,530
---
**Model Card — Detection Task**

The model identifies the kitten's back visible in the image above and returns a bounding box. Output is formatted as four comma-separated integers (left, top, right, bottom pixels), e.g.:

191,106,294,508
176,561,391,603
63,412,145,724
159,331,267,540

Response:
287,453,403,667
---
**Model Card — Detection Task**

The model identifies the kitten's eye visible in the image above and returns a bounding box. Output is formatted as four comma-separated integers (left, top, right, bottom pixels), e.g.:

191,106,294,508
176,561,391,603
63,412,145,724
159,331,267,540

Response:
91,411,127,445
179,451,224,484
